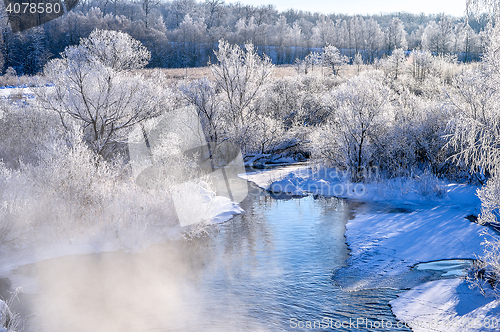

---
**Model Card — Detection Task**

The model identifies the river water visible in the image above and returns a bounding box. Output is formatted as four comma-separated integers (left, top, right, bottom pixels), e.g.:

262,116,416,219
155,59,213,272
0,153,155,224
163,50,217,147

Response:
9,184,422,332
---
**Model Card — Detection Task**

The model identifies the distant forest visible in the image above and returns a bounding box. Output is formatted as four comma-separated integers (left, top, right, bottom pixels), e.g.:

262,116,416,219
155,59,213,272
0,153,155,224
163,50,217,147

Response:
0,0,492,74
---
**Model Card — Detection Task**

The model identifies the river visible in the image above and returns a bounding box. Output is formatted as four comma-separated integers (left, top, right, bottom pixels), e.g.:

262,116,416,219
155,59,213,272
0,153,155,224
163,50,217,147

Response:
7,183,438,332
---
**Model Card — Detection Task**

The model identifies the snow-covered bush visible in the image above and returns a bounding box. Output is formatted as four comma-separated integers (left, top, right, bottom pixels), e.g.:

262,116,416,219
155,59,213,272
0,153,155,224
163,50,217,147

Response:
0,125,180,247
381,48,408,80
0,288,22,332
415,168,447,197
0,103,62,169
467,233,500,299
477,176,500,226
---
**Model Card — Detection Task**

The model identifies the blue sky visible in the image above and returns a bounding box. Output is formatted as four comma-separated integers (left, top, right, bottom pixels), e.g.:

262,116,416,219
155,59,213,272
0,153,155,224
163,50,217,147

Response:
230,0,466,17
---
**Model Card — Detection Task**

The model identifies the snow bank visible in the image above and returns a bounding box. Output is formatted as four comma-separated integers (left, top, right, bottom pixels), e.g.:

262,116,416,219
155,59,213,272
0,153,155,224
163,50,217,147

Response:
0,86,39,100
241,165,481,207
390,279,500,332
240,164,311,189
343,180,499,330
340,205,492,292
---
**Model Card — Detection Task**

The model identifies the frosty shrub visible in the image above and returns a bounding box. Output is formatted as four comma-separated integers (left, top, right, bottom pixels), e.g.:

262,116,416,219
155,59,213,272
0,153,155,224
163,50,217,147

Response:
477,176,500,226
0,103,63,169
415,169,446,198
467,233,500,299
0,288,23,332
0,128,179,247
382,48,407,80
309,122,347,168
446,28,500,187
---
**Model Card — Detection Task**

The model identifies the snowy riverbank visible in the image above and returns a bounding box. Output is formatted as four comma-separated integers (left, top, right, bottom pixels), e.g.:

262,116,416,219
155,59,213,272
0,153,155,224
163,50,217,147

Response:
240,165,500,331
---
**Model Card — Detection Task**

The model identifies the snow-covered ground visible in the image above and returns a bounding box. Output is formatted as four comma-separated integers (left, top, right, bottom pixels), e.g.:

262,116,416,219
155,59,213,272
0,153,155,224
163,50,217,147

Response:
241,165,500,331
0,86,37,100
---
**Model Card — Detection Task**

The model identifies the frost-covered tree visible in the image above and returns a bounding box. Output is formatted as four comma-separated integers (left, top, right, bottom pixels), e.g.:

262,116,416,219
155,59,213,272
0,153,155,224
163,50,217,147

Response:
467,0,500,18
79,29,151,72
385,18,408,54
382,48,407,80
446,44,500,178
304,51,321,74
421,17,453,55
364,18,384,63
311,16,339,47
210,39,274,153
180,77,221,143
140,0,161,28
37,30,168,157
317,75,392,180
177,14,206,67
410,50,433,81
447,26,500,293
353,53,363,74
460,0,500,300
322,44,348,76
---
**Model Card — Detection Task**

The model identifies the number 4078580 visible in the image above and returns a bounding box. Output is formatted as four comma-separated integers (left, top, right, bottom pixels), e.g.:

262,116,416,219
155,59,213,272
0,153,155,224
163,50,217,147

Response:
6,2,61,14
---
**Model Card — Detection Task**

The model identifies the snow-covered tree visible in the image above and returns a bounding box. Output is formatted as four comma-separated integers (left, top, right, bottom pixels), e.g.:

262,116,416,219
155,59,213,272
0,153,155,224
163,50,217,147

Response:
317,75,392,180
210,39,274,153
421,17,454,55
467,0,500,18
304,51,321,74
322,45,348,76
459,0,500,300
410,50,433,81
353,53,363,74
177,14,206,67
385,18,408,54
37,30,169,157
180,77,221,143
80,29,151,72
382,48,407,80
364,18,384,63
311,16,339,47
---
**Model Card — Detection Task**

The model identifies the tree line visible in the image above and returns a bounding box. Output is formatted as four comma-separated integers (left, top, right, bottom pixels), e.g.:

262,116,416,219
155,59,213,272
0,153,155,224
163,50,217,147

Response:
0,0,492,75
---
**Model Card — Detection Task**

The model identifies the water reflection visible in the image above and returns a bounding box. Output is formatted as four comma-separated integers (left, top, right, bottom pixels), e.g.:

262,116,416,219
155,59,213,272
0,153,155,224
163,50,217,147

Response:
10,186,410,332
